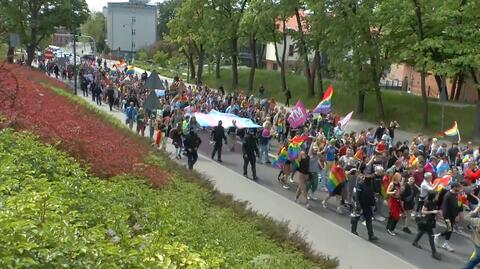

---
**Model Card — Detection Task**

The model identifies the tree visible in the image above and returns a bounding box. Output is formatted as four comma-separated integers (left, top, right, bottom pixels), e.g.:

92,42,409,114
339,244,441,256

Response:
1,0,89,66
240,0,275,92
157,0,183,40
293,6,316,97
310,0,387,117
208,0,249,90
268,0,297,93
80,11,107,53
167,0,213,84
378,0,447,127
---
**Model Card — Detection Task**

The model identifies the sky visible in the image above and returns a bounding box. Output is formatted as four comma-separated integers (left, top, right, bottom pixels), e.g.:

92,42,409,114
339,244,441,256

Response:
86,0,163,12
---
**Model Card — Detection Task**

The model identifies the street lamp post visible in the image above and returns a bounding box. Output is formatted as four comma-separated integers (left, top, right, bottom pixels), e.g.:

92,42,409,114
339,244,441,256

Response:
72,0,77,95
123,17,135,62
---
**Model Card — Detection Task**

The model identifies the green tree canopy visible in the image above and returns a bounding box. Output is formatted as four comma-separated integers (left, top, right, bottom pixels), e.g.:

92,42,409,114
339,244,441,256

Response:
0,0,89,65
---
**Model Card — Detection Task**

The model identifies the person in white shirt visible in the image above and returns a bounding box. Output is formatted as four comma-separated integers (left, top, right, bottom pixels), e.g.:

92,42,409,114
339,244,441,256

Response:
418,172,434,216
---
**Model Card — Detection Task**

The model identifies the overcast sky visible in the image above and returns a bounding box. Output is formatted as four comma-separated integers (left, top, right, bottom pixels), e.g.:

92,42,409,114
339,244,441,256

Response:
86,0,163,12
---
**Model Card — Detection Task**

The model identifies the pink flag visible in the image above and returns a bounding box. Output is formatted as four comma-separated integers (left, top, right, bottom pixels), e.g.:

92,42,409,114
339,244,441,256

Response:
339,111,354,128
288,100,308,128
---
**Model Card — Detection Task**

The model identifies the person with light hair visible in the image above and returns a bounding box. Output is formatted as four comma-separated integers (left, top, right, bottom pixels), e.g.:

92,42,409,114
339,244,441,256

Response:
417,172,434,216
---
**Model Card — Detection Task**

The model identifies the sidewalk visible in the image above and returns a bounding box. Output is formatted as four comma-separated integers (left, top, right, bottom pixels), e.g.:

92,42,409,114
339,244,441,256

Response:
69,70,418,269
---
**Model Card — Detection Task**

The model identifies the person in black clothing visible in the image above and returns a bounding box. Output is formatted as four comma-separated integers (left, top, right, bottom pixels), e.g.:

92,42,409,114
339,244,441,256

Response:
106,86,115,111
184,128,202,170
285,88,291,107
259,84,265,98
447,142,460,166
53,64,59,79
351,166,379,242
89,81,96,102
435,182,462,252
412,190,441,260
242,129,259,180
80,76,88,97
295,150,311,209
374,121,386,142
94,83,102,106
211,120,227,162
400,177,417,234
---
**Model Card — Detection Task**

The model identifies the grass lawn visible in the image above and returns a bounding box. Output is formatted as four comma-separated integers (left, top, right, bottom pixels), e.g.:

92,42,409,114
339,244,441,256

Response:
200,68,475,140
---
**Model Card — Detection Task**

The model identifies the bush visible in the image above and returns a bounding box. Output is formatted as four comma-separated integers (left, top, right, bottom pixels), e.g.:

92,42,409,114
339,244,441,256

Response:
0,130,328,268
153,50,169,67
136,50,148,61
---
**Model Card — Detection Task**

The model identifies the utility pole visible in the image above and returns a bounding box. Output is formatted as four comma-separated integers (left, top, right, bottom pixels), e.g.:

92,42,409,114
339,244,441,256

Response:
72,0,77,95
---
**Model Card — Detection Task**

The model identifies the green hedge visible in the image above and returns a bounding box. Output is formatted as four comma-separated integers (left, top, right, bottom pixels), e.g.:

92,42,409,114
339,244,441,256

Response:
0,129,332,268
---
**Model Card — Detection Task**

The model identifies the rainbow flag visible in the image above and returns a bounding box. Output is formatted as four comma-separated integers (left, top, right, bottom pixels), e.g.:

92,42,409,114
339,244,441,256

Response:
433,175,451,191
313,85,333,114
327,165,346,193
288,142,302,161
125,65,135,75
458,192,468,208
287,135,308,161
273,146,289,168
444,121,459,136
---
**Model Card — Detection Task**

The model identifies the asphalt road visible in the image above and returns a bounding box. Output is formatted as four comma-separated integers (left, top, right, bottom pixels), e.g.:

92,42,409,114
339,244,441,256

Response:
193,130,470,269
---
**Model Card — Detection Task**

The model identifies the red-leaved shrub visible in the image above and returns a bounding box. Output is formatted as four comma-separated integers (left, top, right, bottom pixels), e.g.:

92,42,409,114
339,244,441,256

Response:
0,64,167,187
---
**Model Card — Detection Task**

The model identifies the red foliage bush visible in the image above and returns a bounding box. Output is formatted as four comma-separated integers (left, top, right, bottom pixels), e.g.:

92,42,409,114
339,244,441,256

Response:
0,64,167,186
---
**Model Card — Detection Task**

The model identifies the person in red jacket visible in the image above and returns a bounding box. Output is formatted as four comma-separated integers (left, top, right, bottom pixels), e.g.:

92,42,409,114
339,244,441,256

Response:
465,162,480,185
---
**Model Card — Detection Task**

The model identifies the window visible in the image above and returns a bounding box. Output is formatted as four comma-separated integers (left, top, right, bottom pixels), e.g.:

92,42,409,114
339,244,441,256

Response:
272,63,278,70
132,17,136,23
288,45,294,56
132,42,136,49
132,29,136,36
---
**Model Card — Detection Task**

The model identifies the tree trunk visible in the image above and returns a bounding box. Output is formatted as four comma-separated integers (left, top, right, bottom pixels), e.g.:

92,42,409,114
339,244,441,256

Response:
248,33,257,93
215,53,221,79
455,73,464,101
315,48,324,96
257,43,265,68
272,19,288,92
413,0,428,127
188,52,196,80
471,69,480,139
294,8,314,97
231,37,239,90
450,75,458,101
196,44,205,84
357,91,365,113
420,67,429,128
7,46,14,64
434,74,445,99
26,44,36,67
374,84,385,119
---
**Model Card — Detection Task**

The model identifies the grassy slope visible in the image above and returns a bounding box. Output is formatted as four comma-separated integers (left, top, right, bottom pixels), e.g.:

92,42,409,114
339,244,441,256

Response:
197,68,474,139
0,129,336,268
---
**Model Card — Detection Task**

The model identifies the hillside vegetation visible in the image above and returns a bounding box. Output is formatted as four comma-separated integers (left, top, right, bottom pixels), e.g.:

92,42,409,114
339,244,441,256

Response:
0,129,335,268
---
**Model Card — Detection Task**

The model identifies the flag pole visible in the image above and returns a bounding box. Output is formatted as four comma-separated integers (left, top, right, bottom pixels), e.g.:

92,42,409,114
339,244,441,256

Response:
457,129,461,143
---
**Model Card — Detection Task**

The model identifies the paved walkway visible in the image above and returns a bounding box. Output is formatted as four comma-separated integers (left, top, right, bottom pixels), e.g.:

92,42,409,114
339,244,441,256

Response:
60,75,421,269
